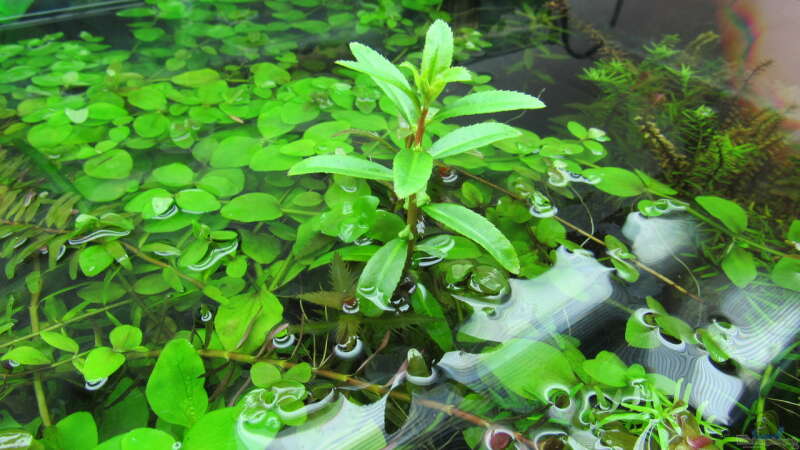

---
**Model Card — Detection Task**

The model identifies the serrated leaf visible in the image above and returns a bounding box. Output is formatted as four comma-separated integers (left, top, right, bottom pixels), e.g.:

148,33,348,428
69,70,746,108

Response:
429,122,521,159
435,90,545,121
289,155,393,181
393,149,432,198
421,19,453,83
422,203,519,274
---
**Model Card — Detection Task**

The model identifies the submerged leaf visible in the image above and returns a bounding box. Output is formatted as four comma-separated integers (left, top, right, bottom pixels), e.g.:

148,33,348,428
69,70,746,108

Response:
435,90,544,121
356,238,408,316
422,203,520,274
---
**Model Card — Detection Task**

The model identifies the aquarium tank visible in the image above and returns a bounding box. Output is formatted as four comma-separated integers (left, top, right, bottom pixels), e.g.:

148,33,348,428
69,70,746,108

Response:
0,0,798,448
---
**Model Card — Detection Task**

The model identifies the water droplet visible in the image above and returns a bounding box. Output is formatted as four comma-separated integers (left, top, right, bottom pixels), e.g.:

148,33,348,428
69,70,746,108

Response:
334,336,363,359
172,442,182,450
272,333,296,349
529,191,557,218
85,377,108,391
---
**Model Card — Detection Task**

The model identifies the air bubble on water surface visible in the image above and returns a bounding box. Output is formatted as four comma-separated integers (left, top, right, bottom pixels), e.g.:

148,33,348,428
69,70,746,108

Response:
334,336,363,359
172,442,182,450
56,245,66,261
272,333,296,349
529,191,557,218
187,241,238,272
200,310,213,323
85,377,108,391
342,298,360,314
353,237,373,246
69,229,133,246
406,367,438,386
153,204,178,220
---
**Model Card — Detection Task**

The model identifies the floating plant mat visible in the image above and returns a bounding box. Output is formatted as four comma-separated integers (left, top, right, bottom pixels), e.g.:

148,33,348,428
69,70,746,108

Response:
0,0,798,448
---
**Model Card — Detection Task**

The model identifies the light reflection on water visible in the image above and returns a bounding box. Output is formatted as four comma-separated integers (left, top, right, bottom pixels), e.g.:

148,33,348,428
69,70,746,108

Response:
265,213,799,446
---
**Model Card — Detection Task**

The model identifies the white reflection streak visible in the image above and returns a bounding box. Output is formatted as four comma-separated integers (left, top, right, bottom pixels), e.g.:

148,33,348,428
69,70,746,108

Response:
458,246,613,342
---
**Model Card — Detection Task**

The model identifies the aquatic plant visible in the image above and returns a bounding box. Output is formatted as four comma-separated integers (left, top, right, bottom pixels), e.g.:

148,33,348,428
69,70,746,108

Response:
0,1,795,448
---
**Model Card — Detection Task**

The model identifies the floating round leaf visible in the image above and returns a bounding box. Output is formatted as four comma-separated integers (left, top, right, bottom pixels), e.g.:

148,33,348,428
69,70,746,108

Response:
175,188,221,213
133,112,169,138
27,123,73,149
152,162,194,187
211,136,261,168
221,193,282,222
83,149,133,180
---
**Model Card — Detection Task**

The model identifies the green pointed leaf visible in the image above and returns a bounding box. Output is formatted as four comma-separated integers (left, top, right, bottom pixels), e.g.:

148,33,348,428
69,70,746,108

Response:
393,149,432,198
2,346,52,365
41,331,79,353
435,90,545,121
422,203,520,274
289,155,393,181
356,238,408,317
428,122,521,159
695,195,748,233
145,338,208,427
721,245,757,288
337,43,416,123
421,19,453,82
221,193,282,222
83,346,125,379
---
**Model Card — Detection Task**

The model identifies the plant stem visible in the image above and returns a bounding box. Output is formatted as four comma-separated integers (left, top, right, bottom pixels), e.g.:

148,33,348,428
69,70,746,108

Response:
121,241,205,289
450,167,708,303
28,261,51,427
128,348,540,447
0,299,133,350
